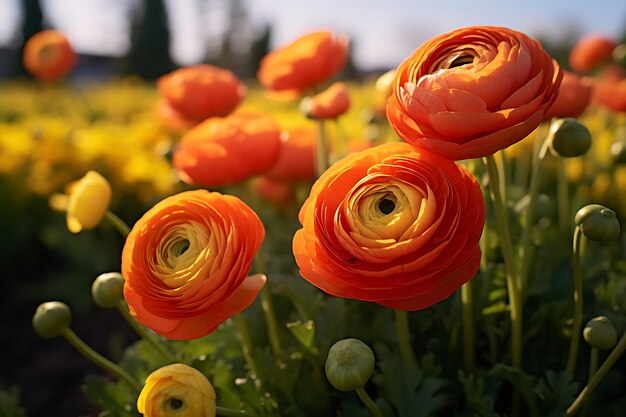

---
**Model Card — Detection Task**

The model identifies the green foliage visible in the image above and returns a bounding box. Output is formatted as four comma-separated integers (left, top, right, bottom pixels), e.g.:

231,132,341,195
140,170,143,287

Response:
0,387,28,417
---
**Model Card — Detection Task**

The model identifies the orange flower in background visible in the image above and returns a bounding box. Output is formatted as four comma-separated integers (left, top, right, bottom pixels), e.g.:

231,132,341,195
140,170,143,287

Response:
137,363,216,417
265,127,316,183
545,71,593,119
387,26,562,160
292,142,485,310
593,71,626,112
302,82,351,119
173,111,281,187
122,190,266,340
157,64,246,123
156,100,197,133
569,35,616,73
23,30,76,82
254,176,295,208
258,31,349,94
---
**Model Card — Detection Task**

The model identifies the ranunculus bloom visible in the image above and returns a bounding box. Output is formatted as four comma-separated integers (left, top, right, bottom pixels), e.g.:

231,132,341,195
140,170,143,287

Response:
387,26,562,160
265,127,316,183
23,30,76,82
66,171,112,233
302,82,351,119
254,176,295,208
593,67,626,112
569,35,616,73
156,100,196,133
292,142,485,310
122,190,266,340
137,363,216,417
258,31,349,94
545,71,593,119
173,111,281,187
157,64,246,123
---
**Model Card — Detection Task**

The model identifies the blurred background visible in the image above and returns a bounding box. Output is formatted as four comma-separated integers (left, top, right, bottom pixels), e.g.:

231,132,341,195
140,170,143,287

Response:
0,1,625,416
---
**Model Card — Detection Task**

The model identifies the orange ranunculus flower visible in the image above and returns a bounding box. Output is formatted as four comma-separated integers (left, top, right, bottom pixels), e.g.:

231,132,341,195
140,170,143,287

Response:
292,142,485,310
258,30,349,94
265,127,316,183
157,64,246,123
569,35,616,73
172,111,281,187
137,363,216,417
302,82,351,120
122,190,266,340
23,30,76,82
156,100,196,133
254,176,295,208
593,72,626,112
545,71,594,119
387,26,562,160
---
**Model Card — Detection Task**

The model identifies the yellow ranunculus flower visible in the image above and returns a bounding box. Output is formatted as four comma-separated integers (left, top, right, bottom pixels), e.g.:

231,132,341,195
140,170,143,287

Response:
137,364,216,417
66,171,112,233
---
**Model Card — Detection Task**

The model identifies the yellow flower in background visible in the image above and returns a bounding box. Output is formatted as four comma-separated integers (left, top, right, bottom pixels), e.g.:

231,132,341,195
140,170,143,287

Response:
137,364,216,417
66,171,112,233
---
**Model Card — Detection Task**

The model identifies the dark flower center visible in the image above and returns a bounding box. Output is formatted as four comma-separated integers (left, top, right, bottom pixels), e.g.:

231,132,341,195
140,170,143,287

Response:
172,239,190,257
169,398,184,410
378,198,396,215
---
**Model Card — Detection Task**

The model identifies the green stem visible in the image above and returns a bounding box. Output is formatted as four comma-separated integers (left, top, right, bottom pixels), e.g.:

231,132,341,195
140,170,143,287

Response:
519,137,551,299
483,155,523,370
104,210,131,237
234,314,261,383
566,333,626,416
461,280,475,373
567,226,584,376
315,119,329,178
394,309,417,370
216,405,258,417
581,348,599,417
356,386,384,417
255,253,282,356
60,328,142,391
557,157,570,234
116,302,175,363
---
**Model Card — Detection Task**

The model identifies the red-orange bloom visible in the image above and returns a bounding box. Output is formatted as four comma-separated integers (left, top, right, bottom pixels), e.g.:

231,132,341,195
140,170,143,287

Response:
122,190,265,340
254,176,295,208
387,26,562,160
157,64,246,123
292,142,485,310
545,71,593,119
593,69,626,112
258,31,349,94
302,82,351,119
173,111,281,186
265,127,316,183
569,35,616,73
23,30,76,82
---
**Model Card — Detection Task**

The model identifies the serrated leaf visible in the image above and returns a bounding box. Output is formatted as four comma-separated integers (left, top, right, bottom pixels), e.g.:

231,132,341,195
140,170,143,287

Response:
534,370,579,413
489,364,539,417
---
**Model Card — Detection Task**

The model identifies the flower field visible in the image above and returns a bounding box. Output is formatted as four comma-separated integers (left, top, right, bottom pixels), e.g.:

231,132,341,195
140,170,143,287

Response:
3,25,626,417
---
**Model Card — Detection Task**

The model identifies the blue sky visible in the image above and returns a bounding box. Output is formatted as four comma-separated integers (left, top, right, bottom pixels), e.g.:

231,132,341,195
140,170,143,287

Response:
1,0,625,70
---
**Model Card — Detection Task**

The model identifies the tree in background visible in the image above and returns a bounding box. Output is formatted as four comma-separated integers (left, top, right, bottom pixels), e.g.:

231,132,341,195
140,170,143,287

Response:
122,0,175,80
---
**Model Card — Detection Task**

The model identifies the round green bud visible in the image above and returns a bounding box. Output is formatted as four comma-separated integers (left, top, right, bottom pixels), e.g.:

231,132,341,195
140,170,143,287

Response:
583,316,618,351
91,272,125,308
548,118,592,158
325,338,375,392
515,193,555,222
575,204,621,242
33,301,71,339
613,43,626,66
610,138,626,165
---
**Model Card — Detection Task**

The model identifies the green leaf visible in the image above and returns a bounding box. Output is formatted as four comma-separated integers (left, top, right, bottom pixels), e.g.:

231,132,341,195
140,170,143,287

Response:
286,320,317,353
81,375,139,417
534,371,579,414
489,364,539,417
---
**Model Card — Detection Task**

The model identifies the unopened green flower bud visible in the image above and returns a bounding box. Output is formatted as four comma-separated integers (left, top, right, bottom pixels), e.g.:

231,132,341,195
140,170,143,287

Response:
92,272,125,308
515,193,555,221
613,43,626,66
548,118,592,158
33,301,71,339
610,138,626,165
584,316,618,350
575,204,621,242
325,338,375,391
